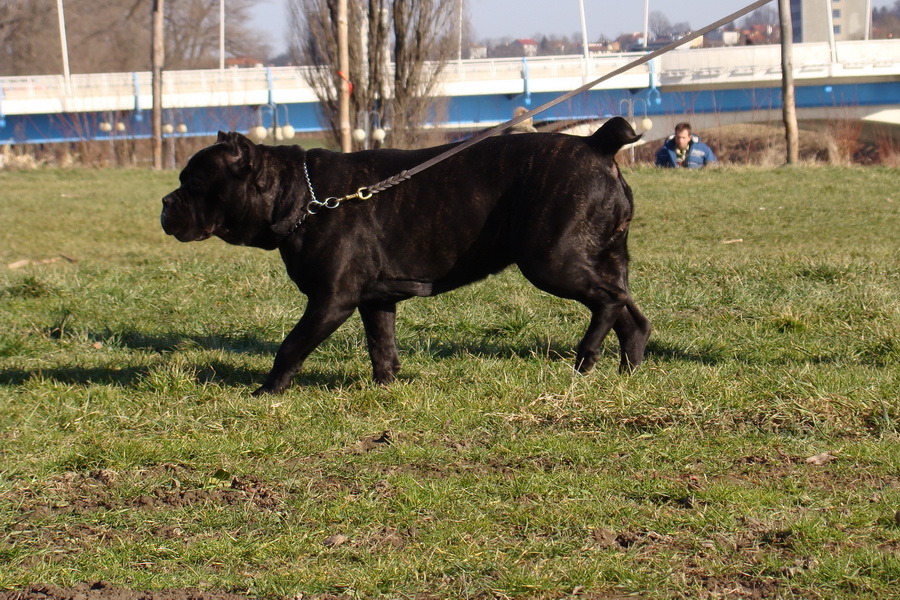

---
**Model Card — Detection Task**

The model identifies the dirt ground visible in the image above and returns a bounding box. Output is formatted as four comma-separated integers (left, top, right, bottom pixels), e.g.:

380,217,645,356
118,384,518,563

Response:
5,454,895,600
0,582,258,600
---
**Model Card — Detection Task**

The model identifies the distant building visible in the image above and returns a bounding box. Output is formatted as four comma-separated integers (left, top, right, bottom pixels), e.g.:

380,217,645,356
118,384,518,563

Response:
743,24,780,45
513,38,539,57
705,28,746,47
722,31,742,46
226,56,264,68
616,33,642,51
541,39,570,55
602,41,622,52
467,44,487,60
791,0,870,42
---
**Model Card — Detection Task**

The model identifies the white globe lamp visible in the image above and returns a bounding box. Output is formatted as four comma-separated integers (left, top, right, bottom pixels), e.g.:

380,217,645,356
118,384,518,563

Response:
249,126,267,142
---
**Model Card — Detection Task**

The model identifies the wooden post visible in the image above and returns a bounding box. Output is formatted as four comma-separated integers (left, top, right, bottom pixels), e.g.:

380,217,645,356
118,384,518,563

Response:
778,0,799,165
151,0,165,170
337,0,351,152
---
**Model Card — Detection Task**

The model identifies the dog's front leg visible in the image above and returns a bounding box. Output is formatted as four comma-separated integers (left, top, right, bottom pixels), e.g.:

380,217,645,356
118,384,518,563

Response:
359,301,401,384
253,299,355,395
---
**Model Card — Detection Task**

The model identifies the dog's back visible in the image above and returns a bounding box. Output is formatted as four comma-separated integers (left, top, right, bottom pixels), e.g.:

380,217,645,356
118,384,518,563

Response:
292,118,643,299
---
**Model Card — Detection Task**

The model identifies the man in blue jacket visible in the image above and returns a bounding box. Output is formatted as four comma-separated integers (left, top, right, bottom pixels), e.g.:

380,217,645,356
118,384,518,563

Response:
655,122,717,168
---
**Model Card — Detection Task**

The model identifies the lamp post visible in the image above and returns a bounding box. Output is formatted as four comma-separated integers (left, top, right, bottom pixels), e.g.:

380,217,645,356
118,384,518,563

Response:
56,0,71,89
864,0,872,40
458,0,464,64
219,0,225,70
577,0,590,81
643,0,650,49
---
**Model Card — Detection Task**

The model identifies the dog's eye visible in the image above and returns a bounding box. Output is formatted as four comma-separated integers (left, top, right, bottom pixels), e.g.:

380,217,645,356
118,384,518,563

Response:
183,177,204,192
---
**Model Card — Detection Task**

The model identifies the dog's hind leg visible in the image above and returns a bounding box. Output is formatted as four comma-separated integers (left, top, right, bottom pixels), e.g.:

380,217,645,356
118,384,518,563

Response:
572,286,629,374
612,297,651,373
359,302,402,384
518,243,649,374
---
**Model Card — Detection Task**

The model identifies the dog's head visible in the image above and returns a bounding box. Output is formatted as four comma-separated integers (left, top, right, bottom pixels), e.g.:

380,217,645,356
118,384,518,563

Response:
161,131,295,250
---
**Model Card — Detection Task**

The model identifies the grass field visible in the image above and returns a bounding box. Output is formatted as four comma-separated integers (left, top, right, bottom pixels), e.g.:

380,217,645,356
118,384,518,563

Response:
1,165,898,599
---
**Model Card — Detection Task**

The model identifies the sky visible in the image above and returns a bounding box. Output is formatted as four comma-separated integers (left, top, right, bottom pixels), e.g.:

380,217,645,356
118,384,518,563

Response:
248,0,891,56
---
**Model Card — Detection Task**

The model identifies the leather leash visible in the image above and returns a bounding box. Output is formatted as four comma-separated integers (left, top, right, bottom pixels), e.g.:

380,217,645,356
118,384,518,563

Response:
299,0,773,221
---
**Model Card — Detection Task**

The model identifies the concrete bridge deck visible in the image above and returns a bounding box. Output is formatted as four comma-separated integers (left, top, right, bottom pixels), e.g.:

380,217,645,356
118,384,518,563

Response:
1,39,897,144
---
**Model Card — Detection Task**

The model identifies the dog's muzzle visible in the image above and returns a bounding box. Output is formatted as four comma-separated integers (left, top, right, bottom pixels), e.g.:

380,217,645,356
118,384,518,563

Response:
160,192,212,242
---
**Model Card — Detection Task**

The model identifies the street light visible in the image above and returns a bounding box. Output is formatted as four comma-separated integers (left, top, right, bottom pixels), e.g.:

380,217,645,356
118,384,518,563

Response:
353,110,386,150
577,0,590,82
643,0,650,49
457,0,464,64
56,0,71,88
865,0,872,40
219,0,225,70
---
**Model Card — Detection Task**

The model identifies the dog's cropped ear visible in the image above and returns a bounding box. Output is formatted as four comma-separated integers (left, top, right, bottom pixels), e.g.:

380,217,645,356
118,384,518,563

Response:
216,131,230,143
219,131,261,179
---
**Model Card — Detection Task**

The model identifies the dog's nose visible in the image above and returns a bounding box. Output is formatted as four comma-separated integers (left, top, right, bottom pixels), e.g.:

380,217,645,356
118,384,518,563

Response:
162,195,173,206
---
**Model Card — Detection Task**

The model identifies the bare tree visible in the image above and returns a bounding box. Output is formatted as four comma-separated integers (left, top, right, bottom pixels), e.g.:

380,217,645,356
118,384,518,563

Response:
873,2,900,37
741,5,778,28
288,0,458,149
165,0,269,69
670,21,691,35
0,0,269,76
648,11,672,39
152,0,164,169
0,0,58,75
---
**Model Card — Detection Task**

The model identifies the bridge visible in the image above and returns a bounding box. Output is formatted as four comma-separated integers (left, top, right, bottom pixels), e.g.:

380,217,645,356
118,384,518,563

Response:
1,39,898,146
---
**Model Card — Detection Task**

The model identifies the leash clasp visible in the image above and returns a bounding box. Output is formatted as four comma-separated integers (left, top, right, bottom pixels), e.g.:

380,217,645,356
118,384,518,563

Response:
305,187,373,216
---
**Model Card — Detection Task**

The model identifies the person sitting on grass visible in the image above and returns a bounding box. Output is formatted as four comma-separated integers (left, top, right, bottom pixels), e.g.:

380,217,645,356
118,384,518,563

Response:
655,122,717,168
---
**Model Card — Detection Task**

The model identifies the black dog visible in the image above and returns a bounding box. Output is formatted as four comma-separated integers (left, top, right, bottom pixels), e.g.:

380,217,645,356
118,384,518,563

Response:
160,117,651,395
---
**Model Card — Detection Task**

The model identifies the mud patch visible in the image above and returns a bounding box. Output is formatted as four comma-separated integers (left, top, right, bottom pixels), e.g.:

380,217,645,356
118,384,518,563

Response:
132,476,280,511
700,577,780,600
12,466,282,517
0,582,251,600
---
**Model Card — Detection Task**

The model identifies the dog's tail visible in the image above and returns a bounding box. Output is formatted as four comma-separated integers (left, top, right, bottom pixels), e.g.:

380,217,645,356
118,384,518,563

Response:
588,117,642,155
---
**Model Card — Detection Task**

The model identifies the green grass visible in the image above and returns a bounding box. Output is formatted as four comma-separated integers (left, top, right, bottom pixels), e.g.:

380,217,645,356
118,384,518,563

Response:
1,165,898,599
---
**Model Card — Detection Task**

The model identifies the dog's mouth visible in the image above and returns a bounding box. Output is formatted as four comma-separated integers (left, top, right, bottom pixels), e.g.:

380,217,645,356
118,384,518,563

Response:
162,218,215,243
161,204,219,243
169,229,211,243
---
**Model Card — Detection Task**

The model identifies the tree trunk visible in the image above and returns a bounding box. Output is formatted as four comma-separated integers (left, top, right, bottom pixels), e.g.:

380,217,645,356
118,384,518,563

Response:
778,0,799,165
337,0,351,152
151,0,164,170
290,0,456,150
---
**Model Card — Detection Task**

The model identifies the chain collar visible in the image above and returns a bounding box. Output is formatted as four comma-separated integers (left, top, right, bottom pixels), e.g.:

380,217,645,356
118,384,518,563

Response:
286,158,374,238
285,159,318,237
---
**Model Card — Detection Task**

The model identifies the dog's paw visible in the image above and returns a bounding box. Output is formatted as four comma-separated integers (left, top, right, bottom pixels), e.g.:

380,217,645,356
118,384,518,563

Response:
251,384,285,396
